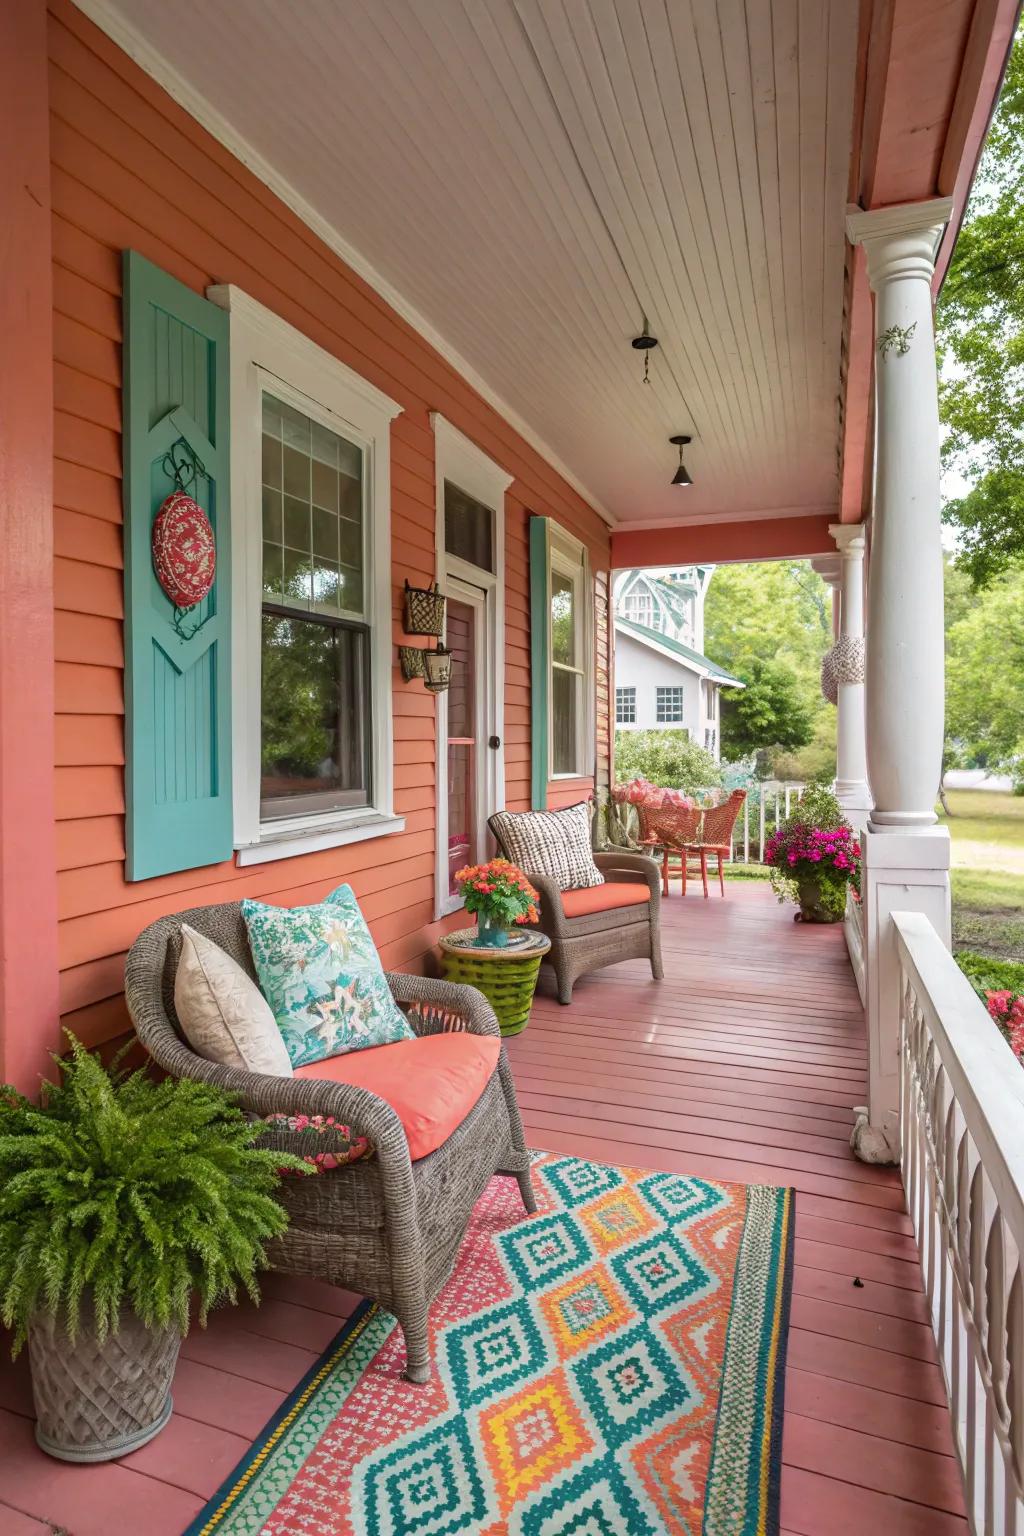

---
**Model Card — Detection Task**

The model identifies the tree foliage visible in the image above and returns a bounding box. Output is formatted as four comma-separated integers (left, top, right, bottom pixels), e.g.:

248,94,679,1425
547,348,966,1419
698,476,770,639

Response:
944,564,1024,783
720,658,813,760
703,561,830,769
938,23,1024,585
614,729,722,791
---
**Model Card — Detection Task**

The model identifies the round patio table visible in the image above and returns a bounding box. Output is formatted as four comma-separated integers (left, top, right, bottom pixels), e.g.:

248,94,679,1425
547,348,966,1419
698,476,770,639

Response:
438,927,551,1037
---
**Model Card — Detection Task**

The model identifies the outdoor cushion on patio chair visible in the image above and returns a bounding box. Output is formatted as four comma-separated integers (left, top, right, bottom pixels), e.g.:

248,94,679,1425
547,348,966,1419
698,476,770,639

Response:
124,901,535,1384
559,882,651,917
487,817,664,1004
294,1031,501,1161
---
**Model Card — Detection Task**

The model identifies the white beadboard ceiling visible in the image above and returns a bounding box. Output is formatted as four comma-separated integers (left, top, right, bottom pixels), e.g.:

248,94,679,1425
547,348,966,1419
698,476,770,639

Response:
93,0,860,527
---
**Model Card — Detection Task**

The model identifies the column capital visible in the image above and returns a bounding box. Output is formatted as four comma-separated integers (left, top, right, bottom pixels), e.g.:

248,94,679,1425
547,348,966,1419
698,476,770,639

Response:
810,554,841,585
846,198,954,289
829,522,867,559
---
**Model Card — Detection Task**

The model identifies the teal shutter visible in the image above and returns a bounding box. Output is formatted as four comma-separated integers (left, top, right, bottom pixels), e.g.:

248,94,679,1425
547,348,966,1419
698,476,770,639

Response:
122,251,232,881
529,516,550,809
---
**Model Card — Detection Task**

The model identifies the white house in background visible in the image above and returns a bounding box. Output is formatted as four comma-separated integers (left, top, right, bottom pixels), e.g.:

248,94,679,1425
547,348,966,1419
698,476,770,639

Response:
613,568,743,760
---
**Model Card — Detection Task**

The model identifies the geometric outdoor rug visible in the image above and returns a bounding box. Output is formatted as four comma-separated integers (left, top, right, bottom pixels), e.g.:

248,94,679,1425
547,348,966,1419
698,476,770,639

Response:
185,1153,794,1536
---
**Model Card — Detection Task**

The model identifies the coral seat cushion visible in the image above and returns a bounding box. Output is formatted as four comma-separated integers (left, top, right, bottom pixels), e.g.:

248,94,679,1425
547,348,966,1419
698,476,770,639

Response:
559,882,651,918
293,1031,500,1161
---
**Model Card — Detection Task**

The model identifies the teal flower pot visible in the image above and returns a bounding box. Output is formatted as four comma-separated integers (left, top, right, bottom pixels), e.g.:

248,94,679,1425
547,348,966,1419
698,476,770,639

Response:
476,914,510,948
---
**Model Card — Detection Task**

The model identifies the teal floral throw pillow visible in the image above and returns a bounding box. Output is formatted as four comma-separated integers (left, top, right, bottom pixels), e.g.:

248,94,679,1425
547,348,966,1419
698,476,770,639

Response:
241,885,414,1068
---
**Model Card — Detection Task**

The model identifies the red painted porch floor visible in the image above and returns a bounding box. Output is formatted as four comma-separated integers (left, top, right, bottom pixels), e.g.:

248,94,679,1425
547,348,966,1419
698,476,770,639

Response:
0,883,964,1535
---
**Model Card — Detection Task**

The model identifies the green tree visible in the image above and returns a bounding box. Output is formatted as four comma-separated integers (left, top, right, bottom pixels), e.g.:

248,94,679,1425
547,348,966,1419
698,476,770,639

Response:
937,23,1024,585
945,564,1024,784
720,658,813,760
704,561,831,768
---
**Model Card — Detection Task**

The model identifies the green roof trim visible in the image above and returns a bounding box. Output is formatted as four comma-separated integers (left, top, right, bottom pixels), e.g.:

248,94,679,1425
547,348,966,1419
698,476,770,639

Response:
615,617,745,688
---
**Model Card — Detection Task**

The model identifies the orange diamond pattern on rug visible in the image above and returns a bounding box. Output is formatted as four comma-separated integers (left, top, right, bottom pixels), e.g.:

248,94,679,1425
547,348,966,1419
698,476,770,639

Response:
540,1262,635,1359
579,1183,658,1256
185,1153,794,1536
480,1368,593,1513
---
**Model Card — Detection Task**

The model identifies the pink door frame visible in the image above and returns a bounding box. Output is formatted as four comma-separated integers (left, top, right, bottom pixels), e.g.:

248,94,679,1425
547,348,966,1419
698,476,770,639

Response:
0,0,61,1092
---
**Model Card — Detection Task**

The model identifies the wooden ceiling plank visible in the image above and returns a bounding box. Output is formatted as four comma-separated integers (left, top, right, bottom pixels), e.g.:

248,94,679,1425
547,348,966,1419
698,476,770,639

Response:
583,0,761,460
516,0,751,462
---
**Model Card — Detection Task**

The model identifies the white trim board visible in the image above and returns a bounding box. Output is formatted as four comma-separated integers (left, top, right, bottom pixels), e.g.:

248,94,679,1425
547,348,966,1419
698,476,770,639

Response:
72,0,616,530
432,414,508,920
209,281,404,864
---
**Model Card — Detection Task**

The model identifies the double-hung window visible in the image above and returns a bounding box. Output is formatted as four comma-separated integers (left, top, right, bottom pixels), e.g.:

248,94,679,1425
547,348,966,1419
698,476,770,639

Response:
656,686,684,724
616,686,636,725
210,285,403,864
549,538,591,776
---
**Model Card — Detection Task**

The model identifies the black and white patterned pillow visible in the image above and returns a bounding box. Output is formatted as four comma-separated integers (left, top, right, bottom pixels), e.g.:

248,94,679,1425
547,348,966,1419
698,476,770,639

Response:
490,803,604,891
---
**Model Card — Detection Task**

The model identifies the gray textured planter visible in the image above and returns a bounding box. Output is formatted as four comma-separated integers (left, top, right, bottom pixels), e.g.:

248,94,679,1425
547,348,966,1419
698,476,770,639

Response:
27,1305,180,1462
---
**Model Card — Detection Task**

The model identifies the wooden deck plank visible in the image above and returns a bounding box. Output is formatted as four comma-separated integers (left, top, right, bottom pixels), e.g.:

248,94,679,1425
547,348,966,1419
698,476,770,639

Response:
0,884,963,1533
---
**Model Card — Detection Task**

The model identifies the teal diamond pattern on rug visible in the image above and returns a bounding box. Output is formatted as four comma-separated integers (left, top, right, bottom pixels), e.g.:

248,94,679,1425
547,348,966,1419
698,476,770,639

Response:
639,1172,727,1225
362,1414,487,1536
444,1295,547,1409
499,1210,590,1290
572,1322,689,1451
544,1156,624,1209
520,1453,650,1535
611,1228,716,1317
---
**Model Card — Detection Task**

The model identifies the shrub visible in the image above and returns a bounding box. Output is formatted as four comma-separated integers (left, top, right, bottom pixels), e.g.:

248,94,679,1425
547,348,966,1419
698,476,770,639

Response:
956,949,1024,1002
0,1036,303,1354
614,730,722,793
785,783,845,830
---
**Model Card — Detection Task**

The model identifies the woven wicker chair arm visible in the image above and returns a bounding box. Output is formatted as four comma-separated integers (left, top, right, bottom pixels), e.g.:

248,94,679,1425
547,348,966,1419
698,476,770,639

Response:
386,972,501,1040
594,850,662,897
518,870,569,933
143,1034,407,1148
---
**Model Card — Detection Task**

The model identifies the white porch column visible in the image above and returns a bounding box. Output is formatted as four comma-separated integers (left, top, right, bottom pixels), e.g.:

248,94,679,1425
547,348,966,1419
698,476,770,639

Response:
846,199,953,1159
828,524,871,824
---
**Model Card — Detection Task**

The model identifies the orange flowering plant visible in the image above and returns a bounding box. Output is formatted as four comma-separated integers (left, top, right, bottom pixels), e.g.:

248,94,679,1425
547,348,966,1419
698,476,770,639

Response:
453,858,540,928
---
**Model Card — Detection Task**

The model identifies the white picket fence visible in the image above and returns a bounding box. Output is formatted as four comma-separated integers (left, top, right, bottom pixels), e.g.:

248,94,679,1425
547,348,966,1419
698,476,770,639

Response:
896,910,1024,1534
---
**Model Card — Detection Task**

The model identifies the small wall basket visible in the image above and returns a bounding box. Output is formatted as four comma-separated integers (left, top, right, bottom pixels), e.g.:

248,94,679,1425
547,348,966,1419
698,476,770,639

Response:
403,580,446,637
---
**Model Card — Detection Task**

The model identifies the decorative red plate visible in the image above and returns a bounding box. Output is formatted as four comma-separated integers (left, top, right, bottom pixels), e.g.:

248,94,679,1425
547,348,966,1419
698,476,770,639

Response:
151,490,216,609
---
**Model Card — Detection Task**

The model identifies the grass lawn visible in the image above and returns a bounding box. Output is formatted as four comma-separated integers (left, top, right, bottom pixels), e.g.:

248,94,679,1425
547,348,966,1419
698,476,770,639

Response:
939,790,1024,963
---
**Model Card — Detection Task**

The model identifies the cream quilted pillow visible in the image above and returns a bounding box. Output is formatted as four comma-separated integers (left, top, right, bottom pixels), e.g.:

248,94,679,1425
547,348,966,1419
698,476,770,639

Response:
174,923,293,1076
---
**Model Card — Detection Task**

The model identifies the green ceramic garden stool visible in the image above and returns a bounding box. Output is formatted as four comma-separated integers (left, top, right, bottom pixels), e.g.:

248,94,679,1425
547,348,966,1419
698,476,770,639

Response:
438,928,551,1037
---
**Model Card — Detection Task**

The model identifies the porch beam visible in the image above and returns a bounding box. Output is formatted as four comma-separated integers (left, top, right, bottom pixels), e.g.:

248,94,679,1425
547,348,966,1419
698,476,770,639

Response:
0,0,60,1091
846,198,953,1159
610,513,835,570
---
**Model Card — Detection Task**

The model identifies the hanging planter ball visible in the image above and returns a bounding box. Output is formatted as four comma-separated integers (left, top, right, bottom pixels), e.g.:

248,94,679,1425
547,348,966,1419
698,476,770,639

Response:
152,491,216,609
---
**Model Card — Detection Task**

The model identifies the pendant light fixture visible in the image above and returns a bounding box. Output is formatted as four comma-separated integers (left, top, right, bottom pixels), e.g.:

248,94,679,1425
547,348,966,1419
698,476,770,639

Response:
669,435,693,486
630,318,659,384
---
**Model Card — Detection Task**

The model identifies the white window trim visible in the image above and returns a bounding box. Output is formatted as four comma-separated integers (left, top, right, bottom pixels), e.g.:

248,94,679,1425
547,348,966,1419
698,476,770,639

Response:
207,284,405,866
615,686,636,725
549,525,594,780
431,414,511,919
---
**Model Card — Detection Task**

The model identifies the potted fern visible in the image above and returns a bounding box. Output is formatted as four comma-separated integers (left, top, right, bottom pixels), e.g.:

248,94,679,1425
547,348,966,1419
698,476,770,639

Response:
0,1037,303,1463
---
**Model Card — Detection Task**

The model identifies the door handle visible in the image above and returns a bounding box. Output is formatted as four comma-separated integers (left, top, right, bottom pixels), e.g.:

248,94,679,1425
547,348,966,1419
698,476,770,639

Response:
488,735,501,749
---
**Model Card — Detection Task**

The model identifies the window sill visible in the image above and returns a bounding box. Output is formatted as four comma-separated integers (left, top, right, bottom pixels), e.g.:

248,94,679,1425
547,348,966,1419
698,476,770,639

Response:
235,812,406,867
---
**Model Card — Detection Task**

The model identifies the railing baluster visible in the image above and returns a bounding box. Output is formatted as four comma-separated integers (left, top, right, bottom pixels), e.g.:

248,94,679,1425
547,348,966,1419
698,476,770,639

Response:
895,911,1024,1532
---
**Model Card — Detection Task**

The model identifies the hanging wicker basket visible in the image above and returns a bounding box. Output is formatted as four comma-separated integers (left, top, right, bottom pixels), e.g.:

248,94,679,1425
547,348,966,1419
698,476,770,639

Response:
403,581,446,637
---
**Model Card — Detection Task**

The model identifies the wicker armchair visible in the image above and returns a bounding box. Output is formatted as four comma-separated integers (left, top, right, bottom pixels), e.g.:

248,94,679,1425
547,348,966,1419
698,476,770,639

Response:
636,801,702,897
124,902,535,1384
487,824,664,1004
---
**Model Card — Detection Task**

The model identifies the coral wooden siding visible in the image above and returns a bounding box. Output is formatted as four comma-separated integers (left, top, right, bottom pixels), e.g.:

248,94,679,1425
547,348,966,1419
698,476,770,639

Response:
48,0,610,1050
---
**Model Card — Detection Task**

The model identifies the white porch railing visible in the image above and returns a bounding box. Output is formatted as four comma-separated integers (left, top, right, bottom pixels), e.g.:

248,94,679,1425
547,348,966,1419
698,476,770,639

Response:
896,910,1024,1534
690,779,805,864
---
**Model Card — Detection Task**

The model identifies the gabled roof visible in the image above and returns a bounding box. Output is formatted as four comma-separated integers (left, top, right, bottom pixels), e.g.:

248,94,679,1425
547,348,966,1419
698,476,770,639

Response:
615,618,745,689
